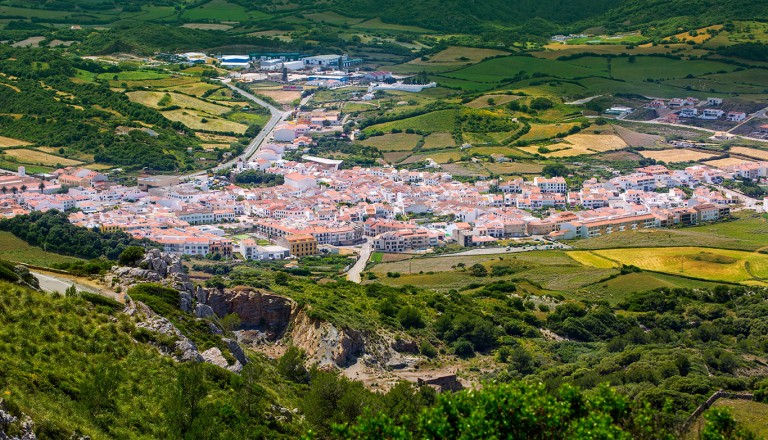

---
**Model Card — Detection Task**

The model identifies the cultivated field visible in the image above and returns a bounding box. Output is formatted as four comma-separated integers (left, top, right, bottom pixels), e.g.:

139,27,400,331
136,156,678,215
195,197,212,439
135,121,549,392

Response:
0,136,30,148
3,149,82,166
592,247,768,283
520,134,627,157
730,146,768,161
162,109,247,134
639,149,717,163
410,46,509,65
704,157,753,168
360,133,422,151
567,251,618,269
520,123,579,142
127,91,233,115
421,132,455,149
364,109,458,134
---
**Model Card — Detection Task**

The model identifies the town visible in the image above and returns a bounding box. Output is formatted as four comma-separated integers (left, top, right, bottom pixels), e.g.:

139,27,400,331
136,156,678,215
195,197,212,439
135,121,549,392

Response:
0,145,764,264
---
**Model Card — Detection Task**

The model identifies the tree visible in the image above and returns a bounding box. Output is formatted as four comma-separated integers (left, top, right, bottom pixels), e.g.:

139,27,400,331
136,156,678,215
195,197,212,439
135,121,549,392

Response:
542,163,569,177
397,306,424,329
701,407,757,440
220,312,241,333
165,363,209,439
1,186,6,194
118,245,145,266
274,271,289,286
38,181,45,192
277,345,309,384
469,263,488,277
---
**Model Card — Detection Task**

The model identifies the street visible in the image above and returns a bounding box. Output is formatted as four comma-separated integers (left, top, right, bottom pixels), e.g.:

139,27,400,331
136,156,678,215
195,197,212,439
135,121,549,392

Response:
346,239,372,283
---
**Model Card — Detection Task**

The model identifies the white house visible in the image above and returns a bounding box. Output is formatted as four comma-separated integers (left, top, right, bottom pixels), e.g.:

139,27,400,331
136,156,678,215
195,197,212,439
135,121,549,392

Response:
679,107,698,118
726,112,746,122
700,109,724,120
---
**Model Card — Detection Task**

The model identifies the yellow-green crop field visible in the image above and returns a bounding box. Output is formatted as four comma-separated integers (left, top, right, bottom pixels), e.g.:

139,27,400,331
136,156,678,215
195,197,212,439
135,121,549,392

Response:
589,247,768,283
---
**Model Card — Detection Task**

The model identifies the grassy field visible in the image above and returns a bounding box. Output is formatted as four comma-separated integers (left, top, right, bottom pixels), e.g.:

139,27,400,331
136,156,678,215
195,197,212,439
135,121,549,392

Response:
0,136,30,148
571,214,768,251
567,251,618,268
730,146,768,161
0,231,81,267
686,399,768,440
364,109,458,134
360,133,422,151
520,123,580,142
422,132,456,149
520,133,627,158
127,91,233,115
639,149,718,163
591,247,768,283
3,149,83,166
465,94,520,109
181,0,270,21
162,109,247,134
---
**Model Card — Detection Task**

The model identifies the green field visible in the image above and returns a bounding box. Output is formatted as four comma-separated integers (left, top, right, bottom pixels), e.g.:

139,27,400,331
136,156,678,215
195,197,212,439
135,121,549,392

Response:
360,133,423,151
571,214,768,252
181,0,270,21
0,231,81,267
364,109,459,134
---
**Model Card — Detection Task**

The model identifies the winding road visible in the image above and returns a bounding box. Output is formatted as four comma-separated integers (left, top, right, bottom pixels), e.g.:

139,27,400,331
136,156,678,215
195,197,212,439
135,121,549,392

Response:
182,79,289,179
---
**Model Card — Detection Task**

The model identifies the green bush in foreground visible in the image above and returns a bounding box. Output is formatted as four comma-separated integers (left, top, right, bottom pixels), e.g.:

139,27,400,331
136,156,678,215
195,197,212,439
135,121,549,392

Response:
336,382,675,439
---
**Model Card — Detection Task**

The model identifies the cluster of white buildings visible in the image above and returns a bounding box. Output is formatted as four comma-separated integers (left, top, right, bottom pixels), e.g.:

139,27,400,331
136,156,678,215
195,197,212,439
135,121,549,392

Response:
0,148,766,257
645,97,748,124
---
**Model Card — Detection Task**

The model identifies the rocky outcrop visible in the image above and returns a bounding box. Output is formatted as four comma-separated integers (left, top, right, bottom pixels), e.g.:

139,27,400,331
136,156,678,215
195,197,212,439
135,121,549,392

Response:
131,301,203,363
203,286,296,339
0,399,36,440
200,347,242,373
289,310,366,368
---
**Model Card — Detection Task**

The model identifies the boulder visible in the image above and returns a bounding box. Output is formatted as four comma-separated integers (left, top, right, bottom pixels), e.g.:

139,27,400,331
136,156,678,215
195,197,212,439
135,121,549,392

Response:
224,338,248,365
195,304,215,319
179,292,193,314
200,347,229,369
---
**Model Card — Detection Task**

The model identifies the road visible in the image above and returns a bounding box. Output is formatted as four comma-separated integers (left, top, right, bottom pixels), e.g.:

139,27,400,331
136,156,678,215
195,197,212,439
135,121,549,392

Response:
31,271,122,301
182,79,288,179
346,239,372,283
713,185,762,210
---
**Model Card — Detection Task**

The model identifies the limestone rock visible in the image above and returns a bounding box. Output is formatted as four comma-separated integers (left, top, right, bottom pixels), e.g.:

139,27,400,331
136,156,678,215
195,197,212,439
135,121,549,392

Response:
180,292,193,314
201,347,229,369
204,287,295,339
224,338,248,365
195,304,215,319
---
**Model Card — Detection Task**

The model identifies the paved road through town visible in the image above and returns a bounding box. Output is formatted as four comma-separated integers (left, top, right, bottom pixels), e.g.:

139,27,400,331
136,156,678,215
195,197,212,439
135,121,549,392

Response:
346,238,372,283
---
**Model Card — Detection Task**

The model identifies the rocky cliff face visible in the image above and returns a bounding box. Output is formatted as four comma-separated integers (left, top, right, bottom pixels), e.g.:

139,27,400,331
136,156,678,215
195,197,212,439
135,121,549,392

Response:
202,286,295,339
111,251,407,372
